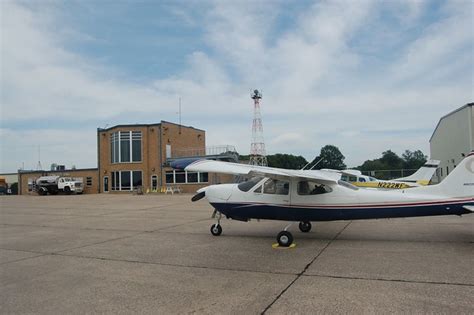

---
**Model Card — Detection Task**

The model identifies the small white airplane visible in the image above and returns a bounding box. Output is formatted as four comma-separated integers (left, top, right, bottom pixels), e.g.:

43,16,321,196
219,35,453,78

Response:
176,152,474,247
321,160,440,189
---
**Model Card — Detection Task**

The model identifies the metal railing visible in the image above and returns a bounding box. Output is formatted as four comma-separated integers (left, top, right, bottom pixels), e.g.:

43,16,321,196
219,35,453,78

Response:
171,145,236,158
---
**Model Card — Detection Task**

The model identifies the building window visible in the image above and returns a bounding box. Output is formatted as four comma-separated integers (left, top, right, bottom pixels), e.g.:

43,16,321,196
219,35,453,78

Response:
132,132,142,162
187,172,198,183
121,171,131,190
175,171,186,183
86,177,92,186
132,171,142,188
165,170,209,184
110,131,142,164
111,171,142,191
120,132,130,163
199,173,208,183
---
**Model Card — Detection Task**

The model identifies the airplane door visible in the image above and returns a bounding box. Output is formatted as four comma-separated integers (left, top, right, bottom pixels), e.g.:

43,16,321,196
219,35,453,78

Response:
257,178,291,206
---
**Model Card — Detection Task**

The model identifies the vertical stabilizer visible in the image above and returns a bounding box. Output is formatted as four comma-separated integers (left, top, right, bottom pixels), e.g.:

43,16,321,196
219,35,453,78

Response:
434,152,474,197
394,160,440,185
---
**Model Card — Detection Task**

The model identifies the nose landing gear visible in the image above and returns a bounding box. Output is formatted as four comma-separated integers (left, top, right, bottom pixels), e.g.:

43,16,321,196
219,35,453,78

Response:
210,223,222,236
210,210,223,236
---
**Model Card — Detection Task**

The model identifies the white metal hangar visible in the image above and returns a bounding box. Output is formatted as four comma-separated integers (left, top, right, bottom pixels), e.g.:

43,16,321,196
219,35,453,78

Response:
429,103,473,183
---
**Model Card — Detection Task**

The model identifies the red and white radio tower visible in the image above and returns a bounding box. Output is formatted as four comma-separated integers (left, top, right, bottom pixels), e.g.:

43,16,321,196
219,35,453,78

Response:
249,89,268,166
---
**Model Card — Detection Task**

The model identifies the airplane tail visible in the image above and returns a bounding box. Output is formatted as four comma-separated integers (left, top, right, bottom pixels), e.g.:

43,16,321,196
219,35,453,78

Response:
433,152,474,197
395,160,440,185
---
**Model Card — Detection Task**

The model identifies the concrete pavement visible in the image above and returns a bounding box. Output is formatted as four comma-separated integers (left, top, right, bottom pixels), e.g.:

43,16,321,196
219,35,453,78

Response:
1,194,473,314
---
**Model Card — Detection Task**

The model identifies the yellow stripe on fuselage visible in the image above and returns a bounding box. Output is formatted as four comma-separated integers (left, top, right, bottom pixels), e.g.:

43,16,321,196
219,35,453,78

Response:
351,181,412,189
416,180,430,186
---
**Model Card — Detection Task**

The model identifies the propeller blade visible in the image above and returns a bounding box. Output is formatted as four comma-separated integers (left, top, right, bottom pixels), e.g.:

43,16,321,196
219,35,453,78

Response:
191,191,205,202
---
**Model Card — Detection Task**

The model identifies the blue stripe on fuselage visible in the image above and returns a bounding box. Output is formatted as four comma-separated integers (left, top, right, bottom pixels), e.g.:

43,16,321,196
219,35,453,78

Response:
210,202,473,221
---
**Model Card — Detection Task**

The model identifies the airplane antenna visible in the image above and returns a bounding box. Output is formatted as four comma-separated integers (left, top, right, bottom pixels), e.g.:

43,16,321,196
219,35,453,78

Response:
249,89,268,166
309,157,323,170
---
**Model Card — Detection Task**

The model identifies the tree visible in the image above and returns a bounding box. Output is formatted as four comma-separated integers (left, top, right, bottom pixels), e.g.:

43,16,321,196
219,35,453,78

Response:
402,150,427,169
310,145,346,170
267,154,308,169
380,150,404,169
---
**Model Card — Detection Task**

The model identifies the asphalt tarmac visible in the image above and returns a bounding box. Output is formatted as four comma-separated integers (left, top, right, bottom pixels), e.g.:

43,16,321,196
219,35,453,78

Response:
1,194,473,314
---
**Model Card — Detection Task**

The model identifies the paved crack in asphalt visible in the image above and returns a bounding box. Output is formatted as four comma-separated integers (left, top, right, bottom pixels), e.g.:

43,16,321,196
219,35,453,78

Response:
261,221,352,314
304,273,474,287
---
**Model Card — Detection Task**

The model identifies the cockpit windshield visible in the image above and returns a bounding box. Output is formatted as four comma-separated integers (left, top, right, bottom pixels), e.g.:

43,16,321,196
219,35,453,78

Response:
237,176,264,192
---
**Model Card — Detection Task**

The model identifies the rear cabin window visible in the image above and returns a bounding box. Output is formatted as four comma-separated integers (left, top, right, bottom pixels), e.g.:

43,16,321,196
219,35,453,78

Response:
263,179,289,195
341,175,348,181
348,176,357,182
297,181,332,195
238,177,263,192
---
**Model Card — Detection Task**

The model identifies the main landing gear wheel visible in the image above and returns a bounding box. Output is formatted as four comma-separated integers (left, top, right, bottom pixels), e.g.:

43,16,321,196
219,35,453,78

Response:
299,221,312,233
210,224,222,236
277,231,293,247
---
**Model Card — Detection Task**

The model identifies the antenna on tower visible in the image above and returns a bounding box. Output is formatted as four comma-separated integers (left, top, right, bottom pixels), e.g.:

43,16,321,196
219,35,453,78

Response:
249,89,268,166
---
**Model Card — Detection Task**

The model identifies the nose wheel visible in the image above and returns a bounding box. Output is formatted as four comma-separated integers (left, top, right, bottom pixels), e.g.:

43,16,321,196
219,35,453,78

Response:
210,223,222,236
210,210,223,236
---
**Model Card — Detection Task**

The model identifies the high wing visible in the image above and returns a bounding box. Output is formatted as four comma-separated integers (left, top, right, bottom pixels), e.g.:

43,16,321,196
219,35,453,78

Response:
184,160,339,185
320,168,362,176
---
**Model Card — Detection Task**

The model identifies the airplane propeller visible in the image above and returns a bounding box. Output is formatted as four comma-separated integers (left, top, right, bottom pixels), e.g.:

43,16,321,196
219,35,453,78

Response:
191,191,206,202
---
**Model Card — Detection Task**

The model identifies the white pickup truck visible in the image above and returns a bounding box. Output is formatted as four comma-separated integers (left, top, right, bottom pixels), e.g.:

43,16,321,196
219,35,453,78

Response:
36,176,84,195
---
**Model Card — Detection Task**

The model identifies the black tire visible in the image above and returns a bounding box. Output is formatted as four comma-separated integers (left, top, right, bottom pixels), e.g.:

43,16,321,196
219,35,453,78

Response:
277,231,293,247
38,187,47,196
64,186,71,194
210,224,222,236
299,221,312,233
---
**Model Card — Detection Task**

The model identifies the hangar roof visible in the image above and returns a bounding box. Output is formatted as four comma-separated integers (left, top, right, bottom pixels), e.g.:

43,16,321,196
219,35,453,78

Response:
429,103,473,142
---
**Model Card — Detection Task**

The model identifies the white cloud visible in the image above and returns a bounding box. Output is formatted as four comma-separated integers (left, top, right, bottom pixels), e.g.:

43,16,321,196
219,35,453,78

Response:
0,0,472,172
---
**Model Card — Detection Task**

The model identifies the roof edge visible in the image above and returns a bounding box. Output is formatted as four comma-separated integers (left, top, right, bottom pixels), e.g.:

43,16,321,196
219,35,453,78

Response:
429,102,473,142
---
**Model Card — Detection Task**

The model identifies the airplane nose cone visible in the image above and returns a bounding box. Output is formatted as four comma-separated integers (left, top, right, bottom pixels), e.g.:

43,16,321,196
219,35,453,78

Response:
205,184,234,202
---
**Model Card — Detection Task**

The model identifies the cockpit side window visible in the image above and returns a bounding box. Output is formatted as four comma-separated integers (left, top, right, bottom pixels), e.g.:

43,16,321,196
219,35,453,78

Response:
297,180,332,195
263,179,289,195
358,177,366,182
237,176,263,192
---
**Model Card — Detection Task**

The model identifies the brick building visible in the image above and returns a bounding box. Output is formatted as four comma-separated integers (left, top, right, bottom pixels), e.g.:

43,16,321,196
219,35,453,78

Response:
98,121,213,193
18,121,234,195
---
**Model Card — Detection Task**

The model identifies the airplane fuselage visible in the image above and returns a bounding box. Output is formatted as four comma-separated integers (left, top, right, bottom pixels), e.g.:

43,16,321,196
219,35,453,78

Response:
205,180,473,222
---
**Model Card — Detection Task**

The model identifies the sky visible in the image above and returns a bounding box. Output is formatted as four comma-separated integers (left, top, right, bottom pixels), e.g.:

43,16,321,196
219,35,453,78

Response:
0,0,473,173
